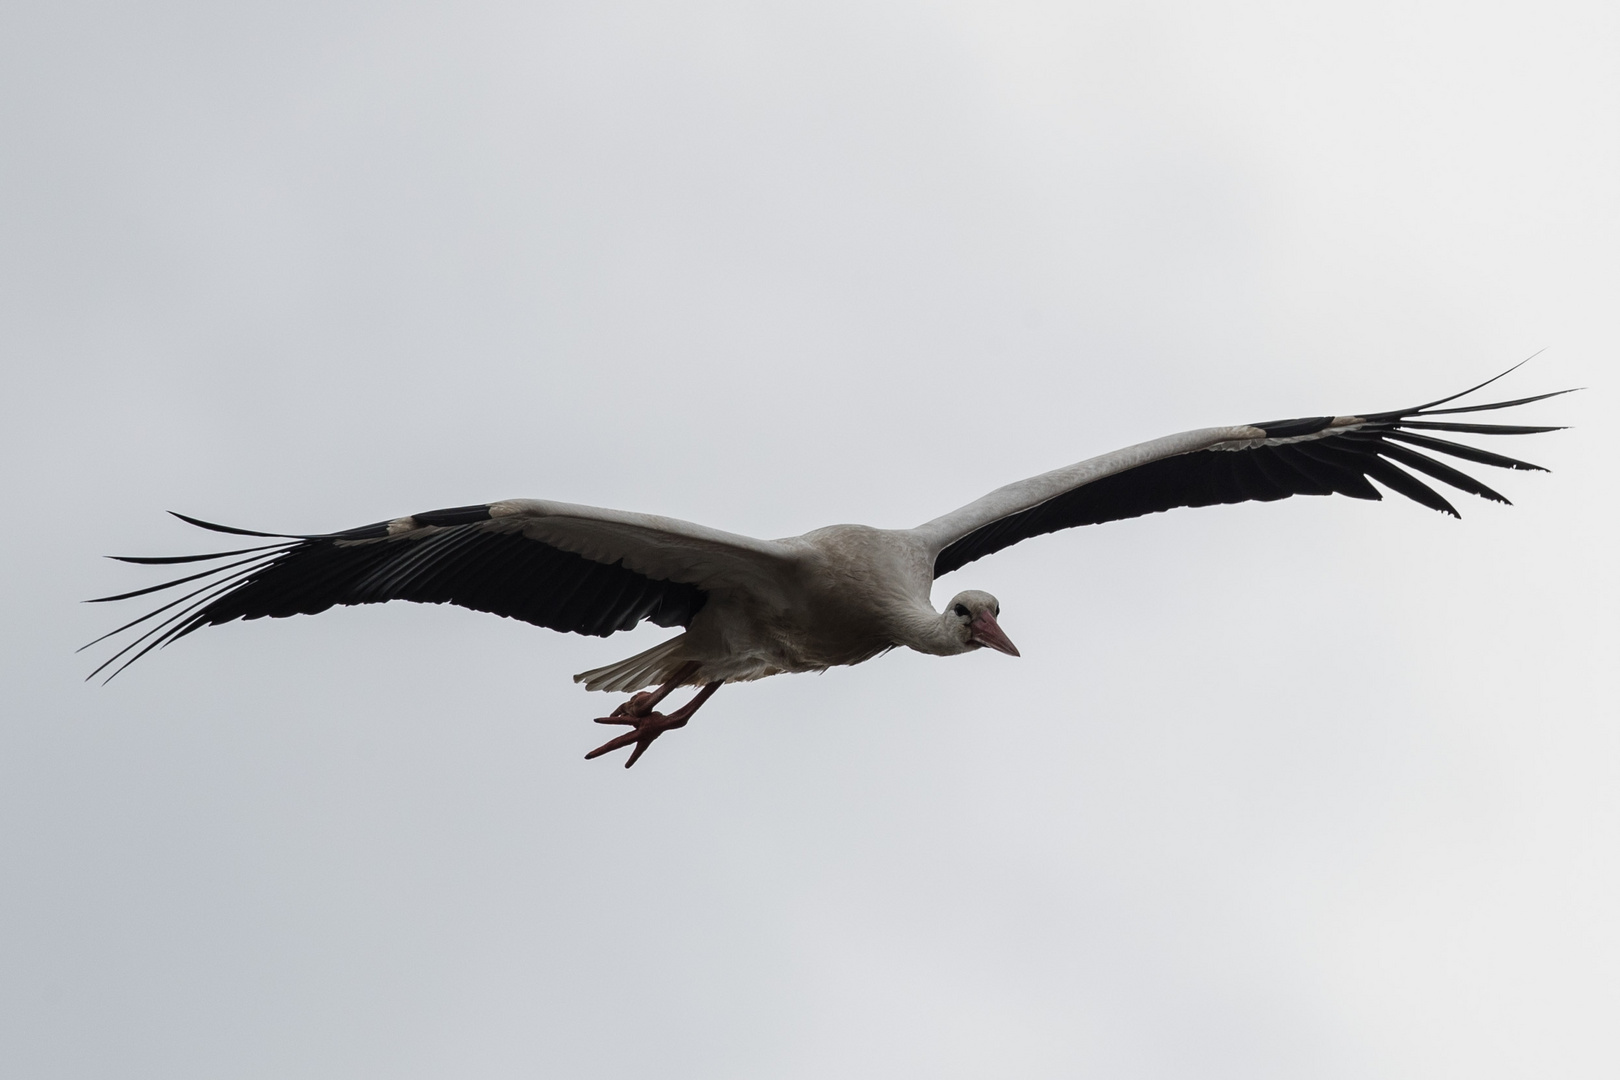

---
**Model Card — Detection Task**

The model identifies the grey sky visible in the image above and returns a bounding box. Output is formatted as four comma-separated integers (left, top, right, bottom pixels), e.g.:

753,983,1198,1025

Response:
2,2,1615,1077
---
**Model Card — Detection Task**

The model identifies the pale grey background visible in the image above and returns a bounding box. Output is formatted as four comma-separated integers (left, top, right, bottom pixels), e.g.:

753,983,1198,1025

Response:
2,2,1615,1077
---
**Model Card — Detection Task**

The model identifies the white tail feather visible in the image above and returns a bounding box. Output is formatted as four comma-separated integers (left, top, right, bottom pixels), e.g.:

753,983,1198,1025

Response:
573,635,690,693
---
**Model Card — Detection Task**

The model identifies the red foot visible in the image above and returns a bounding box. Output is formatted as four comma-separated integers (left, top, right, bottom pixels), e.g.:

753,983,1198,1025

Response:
584,679,721,768
585,709,690,768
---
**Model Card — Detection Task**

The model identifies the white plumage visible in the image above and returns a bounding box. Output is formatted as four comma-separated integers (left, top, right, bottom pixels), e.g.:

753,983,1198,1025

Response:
88,368,1568,766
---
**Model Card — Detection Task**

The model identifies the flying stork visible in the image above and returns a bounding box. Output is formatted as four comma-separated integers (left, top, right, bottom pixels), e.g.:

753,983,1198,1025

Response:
87,367,1568,766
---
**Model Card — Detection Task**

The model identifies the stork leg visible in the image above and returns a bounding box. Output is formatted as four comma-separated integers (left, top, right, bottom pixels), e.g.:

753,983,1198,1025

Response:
600,661,701,722
585,663,722,768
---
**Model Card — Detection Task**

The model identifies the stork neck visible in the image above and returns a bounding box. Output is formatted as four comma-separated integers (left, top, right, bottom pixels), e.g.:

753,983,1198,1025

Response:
896,604,972,657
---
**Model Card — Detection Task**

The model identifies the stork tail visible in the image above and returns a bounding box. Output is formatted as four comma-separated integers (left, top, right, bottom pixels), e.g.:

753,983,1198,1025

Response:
573,635,693,693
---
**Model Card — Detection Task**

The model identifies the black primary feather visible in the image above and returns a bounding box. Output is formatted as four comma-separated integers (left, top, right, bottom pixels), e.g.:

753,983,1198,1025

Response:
933,369,1572,578
85,505,708,682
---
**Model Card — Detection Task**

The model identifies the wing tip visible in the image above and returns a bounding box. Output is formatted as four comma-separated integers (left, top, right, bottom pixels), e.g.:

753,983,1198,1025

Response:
168,511,296,539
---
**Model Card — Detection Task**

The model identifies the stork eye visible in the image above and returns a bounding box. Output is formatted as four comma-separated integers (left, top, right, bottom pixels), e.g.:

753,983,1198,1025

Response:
952,604,969,618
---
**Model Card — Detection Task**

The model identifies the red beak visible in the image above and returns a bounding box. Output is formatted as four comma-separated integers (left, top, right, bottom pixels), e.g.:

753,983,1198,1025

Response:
969,610,1021,657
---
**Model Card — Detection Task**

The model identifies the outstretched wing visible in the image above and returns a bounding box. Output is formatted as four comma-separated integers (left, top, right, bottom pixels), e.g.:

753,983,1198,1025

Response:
919,366,1572,579
85,499,797,682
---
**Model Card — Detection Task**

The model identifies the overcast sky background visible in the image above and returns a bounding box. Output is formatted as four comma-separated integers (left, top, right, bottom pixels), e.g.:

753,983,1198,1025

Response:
2,2,1616,1077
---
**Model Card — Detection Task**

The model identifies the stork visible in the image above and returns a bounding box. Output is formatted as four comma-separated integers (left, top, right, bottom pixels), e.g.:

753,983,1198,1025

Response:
86,368,1569,766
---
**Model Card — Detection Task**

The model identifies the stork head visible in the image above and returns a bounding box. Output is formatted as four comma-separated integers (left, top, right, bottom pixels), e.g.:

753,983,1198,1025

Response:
945,590,1020,657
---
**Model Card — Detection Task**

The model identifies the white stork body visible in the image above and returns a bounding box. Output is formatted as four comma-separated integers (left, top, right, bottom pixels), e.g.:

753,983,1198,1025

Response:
472,513,955,692
88,371,1567,765
556,425,1264,692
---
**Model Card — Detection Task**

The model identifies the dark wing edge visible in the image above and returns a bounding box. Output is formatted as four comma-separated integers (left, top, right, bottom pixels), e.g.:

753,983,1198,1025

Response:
82,505,708,683
933,369,1575,578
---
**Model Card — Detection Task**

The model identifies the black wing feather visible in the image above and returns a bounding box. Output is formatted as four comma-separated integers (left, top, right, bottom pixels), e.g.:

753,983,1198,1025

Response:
934,373,1571,578
87,506,708,681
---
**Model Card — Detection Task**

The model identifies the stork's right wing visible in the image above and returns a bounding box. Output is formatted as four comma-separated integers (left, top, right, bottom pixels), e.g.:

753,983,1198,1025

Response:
84,500,799,682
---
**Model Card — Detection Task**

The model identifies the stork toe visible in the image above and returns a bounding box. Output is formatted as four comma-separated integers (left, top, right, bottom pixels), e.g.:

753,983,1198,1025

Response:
583,679,723,768
610,691,657,718
584,709,686,767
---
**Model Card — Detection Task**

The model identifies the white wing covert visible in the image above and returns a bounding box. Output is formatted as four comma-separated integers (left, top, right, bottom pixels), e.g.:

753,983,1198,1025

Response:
920,369,1572,579
84,500,798,682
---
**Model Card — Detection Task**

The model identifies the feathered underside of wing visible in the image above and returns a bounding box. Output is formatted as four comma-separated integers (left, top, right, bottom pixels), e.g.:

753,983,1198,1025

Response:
82,506,708,682
933,370,1573,578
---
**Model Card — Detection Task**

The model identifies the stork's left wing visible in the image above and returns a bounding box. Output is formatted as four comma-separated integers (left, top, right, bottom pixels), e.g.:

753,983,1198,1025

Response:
918,368,1572,579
